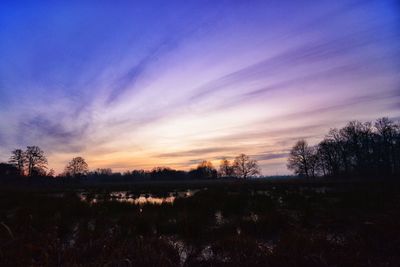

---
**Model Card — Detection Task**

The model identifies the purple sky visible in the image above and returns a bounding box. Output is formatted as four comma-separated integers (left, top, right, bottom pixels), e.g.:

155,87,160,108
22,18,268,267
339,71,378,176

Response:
0,0,399,174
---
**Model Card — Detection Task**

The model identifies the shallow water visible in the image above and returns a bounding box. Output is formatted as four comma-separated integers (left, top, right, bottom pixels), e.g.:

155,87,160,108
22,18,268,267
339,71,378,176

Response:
79,189,200,205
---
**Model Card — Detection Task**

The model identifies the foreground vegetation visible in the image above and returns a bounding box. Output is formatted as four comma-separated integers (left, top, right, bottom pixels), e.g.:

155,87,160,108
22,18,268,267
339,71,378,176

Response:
0,179,399,266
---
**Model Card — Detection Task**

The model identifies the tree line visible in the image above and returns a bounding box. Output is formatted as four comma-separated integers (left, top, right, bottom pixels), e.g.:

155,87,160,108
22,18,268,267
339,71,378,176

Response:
2,116,398,181
288,117,400,178
0,147,260,181
84,154,259,183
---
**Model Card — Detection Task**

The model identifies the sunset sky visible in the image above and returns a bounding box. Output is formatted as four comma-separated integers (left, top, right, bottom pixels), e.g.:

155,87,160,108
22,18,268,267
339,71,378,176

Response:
0,1,399,175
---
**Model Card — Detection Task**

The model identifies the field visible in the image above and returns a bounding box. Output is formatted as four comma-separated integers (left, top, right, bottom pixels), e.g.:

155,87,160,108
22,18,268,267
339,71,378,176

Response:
0,179,399,266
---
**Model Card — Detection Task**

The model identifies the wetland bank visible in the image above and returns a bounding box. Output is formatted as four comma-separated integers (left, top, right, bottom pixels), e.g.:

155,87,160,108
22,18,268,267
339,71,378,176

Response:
1,179,399,266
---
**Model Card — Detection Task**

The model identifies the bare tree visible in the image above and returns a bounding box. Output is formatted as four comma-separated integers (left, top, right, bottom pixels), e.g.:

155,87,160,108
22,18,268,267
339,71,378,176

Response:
375,117,398,174
197,160,217,179
25,146,48,176
339,121,374,175
233,154,260,179
64,156,89,177
317,139,342,176
9,149,26,175
218,158,234,177
308,147,319,178
287,140,316,178
289,117,400,178
93,168,113,176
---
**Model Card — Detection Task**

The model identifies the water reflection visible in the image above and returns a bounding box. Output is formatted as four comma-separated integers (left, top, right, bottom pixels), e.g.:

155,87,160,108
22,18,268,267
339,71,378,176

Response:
79,189,199,205
132,195,175,205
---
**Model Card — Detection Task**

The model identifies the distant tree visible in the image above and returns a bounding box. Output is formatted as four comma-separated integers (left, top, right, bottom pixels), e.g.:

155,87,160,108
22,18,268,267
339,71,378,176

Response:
307,147,319,178
233,154,260,179
219,158,234,177
287,140,316,178
339,121,375,175
375,117,399,175
123,169,149,181
189,161,217,179
150,167,187,180
64,157,89,177
288,117,400,178
317,139,342,176
9,149,26,176
327,128,350,174
92,168,113,176
198,161,218,179
25,146,48,176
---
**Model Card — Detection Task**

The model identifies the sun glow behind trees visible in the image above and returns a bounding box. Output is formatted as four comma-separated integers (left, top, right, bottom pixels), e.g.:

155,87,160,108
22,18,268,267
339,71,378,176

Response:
0,1,399,174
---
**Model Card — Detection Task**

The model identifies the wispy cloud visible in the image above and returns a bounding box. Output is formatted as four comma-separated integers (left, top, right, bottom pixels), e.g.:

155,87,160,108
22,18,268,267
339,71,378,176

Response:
0,0,399,175
157,147,239,158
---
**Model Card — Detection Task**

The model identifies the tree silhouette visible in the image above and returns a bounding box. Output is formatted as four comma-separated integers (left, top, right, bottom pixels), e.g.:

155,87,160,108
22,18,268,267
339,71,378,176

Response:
92,168,113,176
317,139,342,176
289,117,400,178
188,161,217,179
9,149,26,176
375,117,399,175
233,154,260,179
287,140,316,178
65,157,89,177
198,161,218,179
25,146,48,176
219,158,234,177
150,167,186,180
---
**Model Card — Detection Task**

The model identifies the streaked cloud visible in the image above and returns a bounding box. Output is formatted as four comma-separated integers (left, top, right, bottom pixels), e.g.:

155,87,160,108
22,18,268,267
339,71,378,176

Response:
0,0,399,175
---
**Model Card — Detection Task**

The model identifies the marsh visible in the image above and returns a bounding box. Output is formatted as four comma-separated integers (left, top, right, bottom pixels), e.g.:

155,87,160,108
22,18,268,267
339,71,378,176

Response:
0,179,399,266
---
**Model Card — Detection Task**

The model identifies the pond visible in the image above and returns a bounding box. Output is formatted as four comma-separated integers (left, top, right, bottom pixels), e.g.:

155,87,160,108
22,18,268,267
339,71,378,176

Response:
79,189,200,205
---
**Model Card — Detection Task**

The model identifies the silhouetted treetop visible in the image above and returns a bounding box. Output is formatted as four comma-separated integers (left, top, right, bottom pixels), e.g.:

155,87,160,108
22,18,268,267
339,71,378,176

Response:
9,149,26,176
233,153,260,179
288,117,400,178
219,158,234,177
64,156,89,177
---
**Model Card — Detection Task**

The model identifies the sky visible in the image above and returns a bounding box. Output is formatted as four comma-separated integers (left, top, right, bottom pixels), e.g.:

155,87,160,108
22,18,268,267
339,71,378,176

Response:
0,0,399,175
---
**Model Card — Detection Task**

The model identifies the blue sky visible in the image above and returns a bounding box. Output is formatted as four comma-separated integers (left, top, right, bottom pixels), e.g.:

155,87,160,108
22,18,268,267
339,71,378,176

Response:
0,0,399,174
